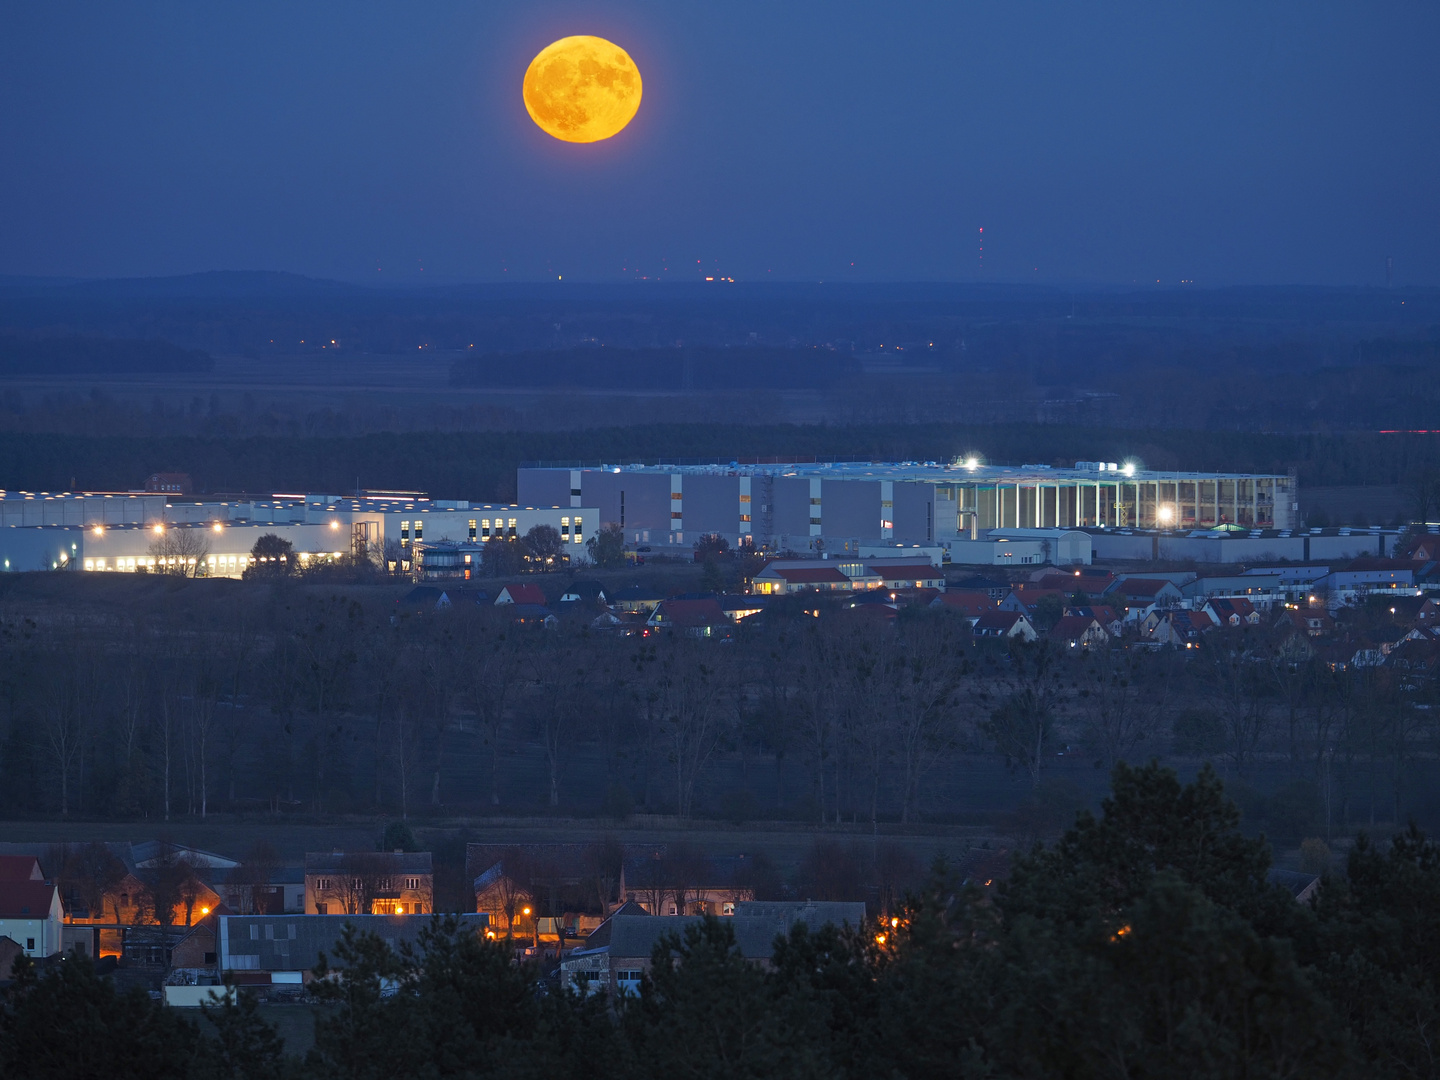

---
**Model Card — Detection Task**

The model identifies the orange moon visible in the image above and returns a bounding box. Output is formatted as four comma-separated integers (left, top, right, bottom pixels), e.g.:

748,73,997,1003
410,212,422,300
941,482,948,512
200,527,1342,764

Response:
522,36,642,143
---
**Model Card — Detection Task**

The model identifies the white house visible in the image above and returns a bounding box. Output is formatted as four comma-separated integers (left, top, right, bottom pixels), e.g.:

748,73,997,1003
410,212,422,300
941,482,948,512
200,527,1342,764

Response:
0,881,64,958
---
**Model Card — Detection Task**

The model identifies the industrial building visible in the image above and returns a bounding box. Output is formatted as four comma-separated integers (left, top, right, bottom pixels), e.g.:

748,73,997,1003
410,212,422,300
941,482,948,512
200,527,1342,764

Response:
0,490,596,577
517,459,1298,555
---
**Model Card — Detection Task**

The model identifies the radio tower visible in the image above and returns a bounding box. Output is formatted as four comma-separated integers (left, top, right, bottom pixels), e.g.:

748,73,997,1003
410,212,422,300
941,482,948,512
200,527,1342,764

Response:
978,226,984,273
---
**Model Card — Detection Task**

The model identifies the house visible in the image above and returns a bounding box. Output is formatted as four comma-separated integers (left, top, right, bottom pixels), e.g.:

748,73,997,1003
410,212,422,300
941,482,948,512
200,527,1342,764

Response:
1031,570,1116,597
1065,605,1123,637
1201,597,1261,628
999,588,1066,618
1399,533,1440,563
1148,609,1214,646
931,590,997,622
865,562,946,591
1274,608,1335,638
1387,639,1440,679
144,472,192,495
219,913,488,986
495,583,547,606
647,598,731,638
972,610,1039,642
610,586,667,614
717,595,767,622
1048,615,1110,650
218,864,306,915
558,580,607,605
0,881,64,958
304,851,433,916
621,852,758,917
1106,577,1185,607
949,574,1011,601
507,603,558,628
751,564,854,596
562,902,866,996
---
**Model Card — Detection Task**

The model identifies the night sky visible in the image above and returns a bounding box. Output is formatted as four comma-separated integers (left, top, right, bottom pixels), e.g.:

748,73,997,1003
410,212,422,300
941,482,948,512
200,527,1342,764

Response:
1,1,1437,286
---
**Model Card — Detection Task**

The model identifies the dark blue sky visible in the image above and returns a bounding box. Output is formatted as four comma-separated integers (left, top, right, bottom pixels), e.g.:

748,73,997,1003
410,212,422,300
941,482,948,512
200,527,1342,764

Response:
1,2,1436,286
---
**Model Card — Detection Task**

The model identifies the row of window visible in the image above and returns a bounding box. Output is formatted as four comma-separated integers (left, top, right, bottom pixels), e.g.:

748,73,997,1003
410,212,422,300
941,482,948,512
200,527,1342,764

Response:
313,877,424,890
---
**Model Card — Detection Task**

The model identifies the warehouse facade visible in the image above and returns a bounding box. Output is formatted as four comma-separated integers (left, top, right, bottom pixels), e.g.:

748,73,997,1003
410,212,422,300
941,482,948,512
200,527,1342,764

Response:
517,460,1298,554
0,491,596,577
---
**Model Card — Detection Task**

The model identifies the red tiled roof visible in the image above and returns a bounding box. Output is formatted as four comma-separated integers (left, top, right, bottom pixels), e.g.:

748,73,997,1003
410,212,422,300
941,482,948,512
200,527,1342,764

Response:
652,598,727,627
0,856,43,882
0,881,58,919
498,584,547,605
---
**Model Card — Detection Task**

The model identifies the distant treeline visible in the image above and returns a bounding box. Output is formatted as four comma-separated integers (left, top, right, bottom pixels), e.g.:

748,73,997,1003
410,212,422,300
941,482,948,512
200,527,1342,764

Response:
450,347,859,390
0,423,1438,498
0,334,213,375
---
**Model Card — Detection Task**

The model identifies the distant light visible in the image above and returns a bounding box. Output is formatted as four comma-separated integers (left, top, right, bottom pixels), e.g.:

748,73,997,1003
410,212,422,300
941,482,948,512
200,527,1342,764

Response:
212,522,223,533
153,524,165,535
92,525,104,536
201,906,210,915
330,520,341,530
1123,463,1136,477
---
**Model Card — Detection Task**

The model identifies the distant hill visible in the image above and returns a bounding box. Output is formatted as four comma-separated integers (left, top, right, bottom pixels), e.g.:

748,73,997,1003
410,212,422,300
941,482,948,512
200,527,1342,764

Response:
0,334,214,375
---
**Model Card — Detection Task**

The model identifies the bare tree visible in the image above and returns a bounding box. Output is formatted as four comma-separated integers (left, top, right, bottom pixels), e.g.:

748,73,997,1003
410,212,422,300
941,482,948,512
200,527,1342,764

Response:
147,526,211,578
1081,651,1164,771
984,644,1061,789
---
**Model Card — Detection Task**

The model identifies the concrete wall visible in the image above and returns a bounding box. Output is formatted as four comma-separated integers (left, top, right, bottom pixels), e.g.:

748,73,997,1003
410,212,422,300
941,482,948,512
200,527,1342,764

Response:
893,482,936,543
771,477,813,545
821,479,879,541
682,474,742,537
515,468,571,508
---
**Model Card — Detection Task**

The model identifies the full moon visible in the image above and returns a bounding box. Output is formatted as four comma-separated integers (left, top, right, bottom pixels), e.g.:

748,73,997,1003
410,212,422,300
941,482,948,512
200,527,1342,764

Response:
522,36,642,144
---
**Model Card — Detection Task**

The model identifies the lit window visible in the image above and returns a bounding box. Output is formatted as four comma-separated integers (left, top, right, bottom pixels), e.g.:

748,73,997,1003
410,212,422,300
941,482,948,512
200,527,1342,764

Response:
573,517,582,541
468,519,477,540
739,494,751,503
671,492,683,501
508,518,517,535
400,521,410,546
413,522,422,541
481,518,490,538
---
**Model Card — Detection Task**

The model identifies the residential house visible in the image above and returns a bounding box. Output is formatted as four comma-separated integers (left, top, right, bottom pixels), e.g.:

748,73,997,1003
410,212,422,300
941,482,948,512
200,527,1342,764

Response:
647,598,732,638
558,580,607,605
717,595,767,622
304,851,433,916
1106,577,1185,609
751,564,854,596
866,561,946,591
610,586,666,614
1274,608,1335,638
219,913,488,987
1031,570,1117,597
972,610,1039,642
949,574,1011,601
1048,615,1110,650
506,603,558,628
468,842,652,936
495,583,547,606
1065,605,1123,637
1149,609,1214,646
1202,597,1261,628
998,588,1066,619
621,852,757,916
0,881,64,958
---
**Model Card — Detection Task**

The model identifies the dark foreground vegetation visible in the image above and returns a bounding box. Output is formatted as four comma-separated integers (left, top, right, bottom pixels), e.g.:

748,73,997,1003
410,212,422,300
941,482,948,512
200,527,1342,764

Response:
3,570,1438,835
4,764,1440,1079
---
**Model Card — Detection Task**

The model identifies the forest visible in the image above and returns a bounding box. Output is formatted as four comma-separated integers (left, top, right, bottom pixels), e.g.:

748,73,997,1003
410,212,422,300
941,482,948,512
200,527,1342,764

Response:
3,764,1440,1079
1,568,1435,842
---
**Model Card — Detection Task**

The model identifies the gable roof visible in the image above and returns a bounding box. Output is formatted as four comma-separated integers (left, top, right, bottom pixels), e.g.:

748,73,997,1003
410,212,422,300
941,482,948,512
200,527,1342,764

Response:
649,598,728,628
0,881,59,919
1048,615,1105,642
496,583,547,606
932,591,996,617
974,610,1028,634
0,856,43,882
